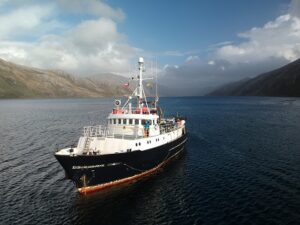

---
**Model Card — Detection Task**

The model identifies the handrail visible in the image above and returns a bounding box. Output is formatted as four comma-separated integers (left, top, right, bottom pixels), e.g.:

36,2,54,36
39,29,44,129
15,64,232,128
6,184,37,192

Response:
83,125,111,137
83,122,182,139
159,122,182,134
83,125,143,139
112,106,157,115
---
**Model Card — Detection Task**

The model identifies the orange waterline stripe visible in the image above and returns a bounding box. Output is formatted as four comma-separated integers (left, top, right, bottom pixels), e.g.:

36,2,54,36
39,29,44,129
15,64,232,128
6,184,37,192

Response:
78,146,185,195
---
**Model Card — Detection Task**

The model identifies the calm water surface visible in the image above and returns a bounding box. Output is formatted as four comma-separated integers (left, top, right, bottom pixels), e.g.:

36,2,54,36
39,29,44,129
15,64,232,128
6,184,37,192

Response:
0,97,299,225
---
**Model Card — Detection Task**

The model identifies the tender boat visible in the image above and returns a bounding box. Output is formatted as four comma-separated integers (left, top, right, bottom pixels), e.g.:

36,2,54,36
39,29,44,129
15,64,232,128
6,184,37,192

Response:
55,57,187,194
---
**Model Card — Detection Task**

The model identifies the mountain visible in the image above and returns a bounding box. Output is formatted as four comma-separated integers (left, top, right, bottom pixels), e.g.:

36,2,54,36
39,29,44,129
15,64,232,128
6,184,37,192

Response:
0,58,131,98
208,58,300,97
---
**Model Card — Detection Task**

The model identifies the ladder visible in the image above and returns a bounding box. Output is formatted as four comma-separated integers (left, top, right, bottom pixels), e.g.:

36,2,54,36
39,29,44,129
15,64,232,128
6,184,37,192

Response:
83,137,91,153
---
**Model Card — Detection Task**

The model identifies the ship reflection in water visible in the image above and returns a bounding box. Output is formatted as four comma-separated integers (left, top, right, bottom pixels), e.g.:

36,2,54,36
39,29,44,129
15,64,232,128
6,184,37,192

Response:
0,97,299,225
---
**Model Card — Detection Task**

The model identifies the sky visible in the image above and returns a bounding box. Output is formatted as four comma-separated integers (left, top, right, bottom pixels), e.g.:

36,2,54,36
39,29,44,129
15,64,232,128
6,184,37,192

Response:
0,0,299,95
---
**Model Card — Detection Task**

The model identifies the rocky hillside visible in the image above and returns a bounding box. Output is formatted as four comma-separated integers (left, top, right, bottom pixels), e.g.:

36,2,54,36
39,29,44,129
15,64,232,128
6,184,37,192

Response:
0,58,131,98
208,59,300,97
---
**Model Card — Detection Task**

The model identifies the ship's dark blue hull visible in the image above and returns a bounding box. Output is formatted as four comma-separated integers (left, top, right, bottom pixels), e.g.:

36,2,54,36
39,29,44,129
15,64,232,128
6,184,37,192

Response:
55,134,187,193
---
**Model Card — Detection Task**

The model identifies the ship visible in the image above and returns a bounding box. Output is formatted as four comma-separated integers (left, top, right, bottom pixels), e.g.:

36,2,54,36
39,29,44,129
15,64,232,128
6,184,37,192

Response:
55,57,187,194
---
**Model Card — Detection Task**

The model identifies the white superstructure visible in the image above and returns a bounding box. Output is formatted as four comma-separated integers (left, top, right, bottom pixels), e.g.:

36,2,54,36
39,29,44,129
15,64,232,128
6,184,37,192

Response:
56,57,186,156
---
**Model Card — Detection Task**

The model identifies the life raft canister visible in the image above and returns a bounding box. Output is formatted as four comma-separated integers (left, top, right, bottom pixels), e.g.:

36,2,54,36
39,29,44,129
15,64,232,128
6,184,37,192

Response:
135,107,149,114
142,107,149,114
112,108,124,114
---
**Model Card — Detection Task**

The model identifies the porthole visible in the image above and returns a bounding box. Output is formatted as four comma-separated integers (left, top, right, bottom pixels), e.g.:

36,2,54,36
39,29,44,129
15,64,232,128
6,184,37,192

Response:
139,142,141,146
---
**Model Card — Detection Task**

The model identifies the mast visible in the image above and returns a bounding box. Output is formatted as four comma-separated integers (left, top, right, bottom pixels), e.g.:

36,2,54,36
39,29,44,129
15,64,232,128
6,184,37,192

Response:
138,57,144,109
155,57,158,109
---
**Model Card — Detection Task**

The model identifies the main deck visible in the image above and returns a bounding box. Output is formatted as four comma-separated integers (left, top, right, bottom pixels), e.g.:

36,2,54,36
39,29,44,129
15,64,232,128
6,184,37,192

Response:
56,119,186,156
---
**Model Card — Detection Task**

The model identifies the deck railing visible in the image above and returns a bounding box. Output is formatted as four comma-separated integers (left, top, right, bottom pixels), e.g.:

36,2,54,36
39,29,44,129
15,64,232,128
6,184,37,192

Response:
160,123,181,134
112,106,157,115
83,125,109,137
83,120,182,139
83,125,141,139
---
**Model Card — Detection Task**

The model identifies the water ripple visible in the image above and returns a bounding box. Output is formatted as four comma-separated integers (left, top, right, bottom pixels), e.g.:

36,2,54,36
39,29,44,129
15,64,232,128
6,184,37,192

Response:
0,97,300,225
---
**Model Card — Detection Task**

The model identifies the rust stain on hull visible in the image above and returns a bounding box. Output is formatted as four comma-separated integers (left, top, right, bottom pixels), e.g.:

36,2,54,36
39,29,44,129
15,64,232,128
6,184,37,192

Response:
78,147,184,195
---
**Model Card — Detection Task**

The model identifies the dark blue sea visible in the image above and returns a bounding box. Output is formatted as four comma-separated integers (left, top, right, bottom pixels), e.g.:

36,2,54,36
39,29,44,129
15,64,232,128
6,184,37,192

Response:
0,97,299,225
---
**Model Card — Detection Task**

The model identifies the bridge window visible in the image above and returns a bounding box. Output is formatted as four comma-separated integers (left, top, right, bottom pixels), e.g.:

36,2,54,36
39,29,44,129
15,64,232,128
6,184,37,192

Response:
142,120,151,125
113,119,116,124
135,119,139,125
129,119,133,125
123,119,127,125
118,119,121,124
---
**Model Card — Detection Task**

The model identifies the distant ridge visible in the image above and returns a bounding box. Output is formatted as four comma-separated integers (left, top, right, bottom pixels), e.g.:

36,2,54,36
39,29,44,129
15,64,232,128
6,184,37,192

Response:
0,58,131,98
208,58,300,97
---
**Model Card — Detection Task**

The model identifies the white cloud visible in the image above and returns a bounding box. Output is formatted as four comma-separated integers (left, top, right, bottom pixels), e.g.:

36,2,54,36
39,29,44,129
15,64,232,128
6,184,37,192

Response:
0,1,138,75
67,18,123,55
216,12,300,63
289,0,300,17
163,64,170,70
0,19,137,75
185,55,199,62
0,4,62,40
208,41,233,50
160,0,300,95
208,60,215,65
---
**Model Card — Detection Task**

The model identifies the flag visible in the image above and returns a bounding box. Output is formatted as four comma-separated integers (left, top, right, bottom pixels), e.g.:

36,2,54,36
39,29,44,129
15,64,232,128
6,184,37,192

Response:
146,82,153,89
